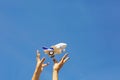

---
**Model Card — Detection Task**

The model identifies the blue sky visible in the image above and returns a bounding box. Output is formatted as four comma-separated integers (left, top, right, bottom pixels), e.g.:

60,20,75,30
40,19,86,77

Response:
0,0,120,80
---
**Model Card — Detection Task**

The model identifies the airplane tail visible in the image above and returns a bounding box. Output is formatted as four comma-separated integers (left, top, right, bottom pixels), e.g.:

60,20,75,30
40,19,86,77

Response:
42,47,48,50
42,47,54,51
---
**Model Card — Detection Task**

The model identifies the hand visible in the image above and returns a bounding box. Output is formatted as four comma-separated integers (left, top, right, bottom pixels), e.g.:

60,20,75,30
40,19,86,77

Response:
53,54,69,72
32,50,49,80
35,50,49,73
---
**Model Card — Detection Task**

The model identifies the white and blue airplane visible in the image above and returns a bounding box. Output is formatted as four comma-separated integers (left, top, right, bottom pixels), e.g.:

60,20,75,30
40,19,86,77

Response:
42,43,67,58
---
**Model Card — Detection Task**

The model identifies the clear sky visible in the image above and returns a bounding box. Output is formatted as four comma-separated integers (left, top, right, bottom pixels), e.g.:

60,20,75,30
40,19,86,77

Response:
0,0,120,80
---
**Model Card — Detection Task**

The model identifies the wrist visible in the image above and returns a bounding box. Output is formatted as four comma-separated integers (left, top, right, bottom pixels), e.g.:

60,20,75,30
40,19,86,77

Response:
35,70,42,74
53,69,59,73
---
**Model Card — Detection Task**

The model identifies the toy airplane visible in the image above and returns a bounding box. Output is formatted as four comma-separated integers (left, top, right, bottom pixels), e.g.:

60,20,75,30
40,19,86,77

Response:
42,43,67,58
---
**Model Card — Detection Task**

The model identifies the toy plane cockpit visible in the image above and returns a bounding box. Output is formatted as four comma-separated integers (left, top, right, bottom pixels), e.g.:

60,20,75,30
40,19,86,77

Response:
42,43,67,58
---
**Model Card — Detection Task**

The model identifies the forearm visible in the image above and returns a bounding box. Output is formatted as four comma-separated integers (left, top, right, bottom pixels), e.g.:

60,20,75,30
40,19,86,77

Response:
32,72,41,80
32,66,42,80
52,70,59,80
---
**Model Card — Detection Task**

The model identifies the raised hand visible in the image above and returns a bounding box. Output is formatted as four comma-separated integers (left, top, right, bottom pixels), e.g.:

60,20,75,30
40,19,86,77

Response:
53,54,70,72
32,50,49,80
36,50,49,72
52,54,69,80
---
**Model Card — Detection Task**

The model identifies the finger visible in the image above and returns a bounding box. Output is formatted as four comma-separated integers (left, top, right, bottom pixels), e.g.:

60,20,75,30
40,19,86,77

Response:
36,50,40,61
52,58,58,63
47,62,50,65
63,57,70,63
61,54,69,62
42,62,50,67
40,57,45,64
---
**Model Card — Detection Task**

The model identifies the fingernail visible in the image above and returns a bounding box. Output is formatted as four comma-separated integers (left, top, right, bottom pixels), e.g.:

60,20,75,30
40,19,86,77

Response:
37,50,40,53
